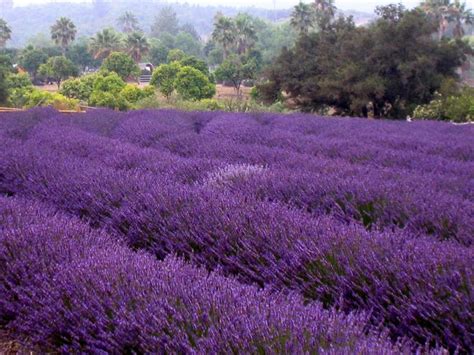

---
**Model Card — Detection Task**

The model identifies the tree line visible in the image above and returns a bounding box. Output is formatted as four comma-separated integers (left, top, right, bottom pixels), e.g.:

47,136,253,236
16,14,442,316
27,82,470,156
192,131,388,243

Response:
0,1,472,119
258,0,473,119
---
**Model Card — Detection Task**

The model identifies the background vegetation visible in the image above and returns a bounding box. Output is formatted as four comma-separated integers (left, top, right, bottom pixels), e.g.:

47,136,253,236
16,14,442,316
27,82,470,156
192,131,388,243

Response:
0,0,471,120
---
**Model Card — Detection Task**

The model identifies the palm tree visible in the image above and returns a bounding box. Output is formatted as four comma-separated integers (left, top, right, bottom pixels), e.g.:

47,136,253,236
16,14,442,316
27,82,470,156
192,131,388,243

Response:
0,18,11,48
212,15,236,59
313,0,337,29
89,28,123,60
447,0,473,38
291,2,314,35
420,0,452,40
235,14,257,55
314,0,337,18
117,11,141,33
126,32,150,63
51,17,77,55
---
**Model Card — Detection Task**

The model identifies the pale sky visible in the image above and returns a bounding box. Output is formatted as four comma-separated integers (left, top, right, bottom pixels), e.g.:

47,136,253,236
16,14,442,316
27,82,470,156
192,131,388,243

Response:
7,0,440,12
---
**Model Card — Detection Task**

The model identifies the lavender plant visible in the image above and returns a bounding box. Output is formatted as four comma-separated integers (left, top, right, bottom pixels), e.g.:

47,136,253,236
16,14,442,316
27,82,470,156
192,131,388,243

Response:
0,197,409,353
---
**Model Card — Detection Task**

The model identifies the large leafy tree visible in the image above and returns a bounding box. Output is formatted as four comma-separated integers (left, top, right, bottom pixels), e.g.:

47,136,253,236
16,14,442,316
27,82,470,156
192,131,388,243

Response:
51,17,77,55
215,54,257,96
262,6,469,118
39,56,78,88
19,46,48,81
174,32,203,57
66,38,100,71
126,32,150,63
0,19,11,48
174,66,215,101
149,40,169,66
151,7,180,38
101,52,140,80
180,23,200,41
150,61,181,99
117,11,141,33
89,29,123,60
0,55,11,103
290,2,315,35
167,48,186,62
212,15,236,59
179,56,210,77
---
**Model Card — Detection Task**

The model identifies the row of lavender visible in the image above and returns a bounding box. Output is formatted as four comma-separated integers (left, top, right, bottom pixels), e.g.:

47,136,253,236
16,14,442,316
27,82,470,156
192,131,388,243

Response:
1,197,408,353
3,108,472,244
0,109,473,352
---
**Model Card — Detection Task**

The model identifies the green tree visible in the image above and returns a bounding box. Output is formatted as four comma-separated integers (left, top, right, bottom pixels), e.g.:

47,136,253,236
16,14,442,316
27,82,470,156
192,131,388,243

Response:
117,11,141,33
66,38,100,71
126,32,150,63
6,73,34,108
235,14,257,55
253,21,297,66
0,19,12,48
179,56,210,77
88,71,129,110
89,90,130,110
6,72,32,90
38,56,78,89
175,32,203,57
174,66,215,100
22,89,79,110
89,28,123,60
26,33,55,49
150,61,181,99
291,2,315,35
60,73,98,101
93,71,126,94
412,81,474,122
159,33,176,50
149,41,169,66
51,17,77,55
19,46,48,81
0,55,11,103
101,52,140,80
262,8,469,118
207,46,224,66
375,3,406,21
180,23,200,41
215,54,257,96
167,48,186,62
151,7,180,38
120,84,151,103
212,15,236,59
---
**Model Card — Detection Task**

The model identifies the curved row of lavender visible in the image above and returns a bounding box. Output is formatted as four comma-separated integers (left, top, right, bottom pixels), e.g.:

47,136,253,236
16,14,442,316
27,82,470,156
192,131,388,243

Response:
0,108,473,352
1,197,408,353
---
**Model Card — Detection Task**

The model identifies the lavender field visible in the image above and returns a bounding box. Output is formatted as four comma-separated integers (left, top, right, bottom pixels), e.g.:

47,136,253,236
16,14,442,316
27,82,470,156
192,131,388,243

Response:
0,108,473,353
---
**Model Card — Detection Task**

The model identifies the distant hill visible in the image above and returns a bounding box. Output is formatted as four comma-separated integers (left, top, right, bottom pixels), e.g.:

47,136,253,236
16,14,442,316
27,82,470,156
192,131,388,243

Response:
0,0,375,48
